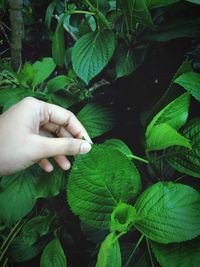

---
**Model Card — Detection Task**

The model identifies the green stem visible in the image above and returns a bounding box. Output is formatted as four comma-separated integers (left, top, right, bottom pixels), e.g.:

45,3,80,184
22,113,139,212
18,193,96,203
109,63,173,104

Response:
130,155,149,164
146,238,155,267
68,10,95,16
83,0,111,29
124,234,144,267
174,174,187,183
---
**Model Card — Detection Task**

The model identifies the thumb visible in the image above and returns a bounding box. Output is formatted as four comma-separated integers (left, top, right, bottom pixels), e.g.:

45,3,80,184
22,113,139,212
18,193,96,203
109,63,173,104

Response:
31,135,92,159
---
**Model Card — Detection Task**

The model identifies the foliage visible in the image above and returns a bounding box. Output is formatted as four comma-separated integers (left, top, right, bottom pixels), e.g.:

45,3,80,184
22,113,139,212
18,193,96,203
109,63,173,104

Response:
1,0,200,267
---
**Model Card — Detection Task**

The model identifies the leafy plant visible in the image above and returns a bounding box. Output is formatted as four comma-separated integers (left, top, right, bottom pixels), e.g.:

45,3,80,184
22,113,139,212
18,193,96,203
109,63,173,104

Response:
1,0,200,267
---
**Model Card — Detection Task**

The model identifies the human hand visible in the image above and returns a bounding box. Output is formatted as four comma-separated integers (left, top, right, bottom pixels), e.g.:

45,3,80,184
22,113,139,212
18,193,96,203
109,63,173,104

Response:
0,97,92,176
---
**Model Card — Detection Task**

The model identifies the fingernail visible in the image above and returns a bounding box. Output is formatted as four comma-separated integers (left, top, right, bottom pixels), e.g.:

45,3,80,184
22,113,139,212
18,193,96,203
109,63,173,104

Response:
63,161,71,170
80,141,92,154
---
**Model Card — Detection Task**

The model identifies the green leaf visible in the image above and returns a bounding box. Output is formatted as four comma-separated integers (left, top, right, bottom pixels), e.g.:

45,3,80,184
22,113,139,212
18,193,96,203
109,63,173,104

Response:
35,165,65,198
134,182,200,244
110,202,137,232
48,92,78,109
174,71,200,102
146,93,190,136
40,238,67,267
146,0,180,8
0,88,29,109
186,0,200,4
67,145,141,229
72,30,115,84
151,238,200,267
22,216,50,246
115,45,136,78
45,75,72,94
146,123,191,151
77,103,115,138
32,58,56,87
45,0,57,29
0,170,37,225
104,139,133,159
52,17,65,67
145,18,200,41
8,235,47,263
95,232,121,267
166,118,200,178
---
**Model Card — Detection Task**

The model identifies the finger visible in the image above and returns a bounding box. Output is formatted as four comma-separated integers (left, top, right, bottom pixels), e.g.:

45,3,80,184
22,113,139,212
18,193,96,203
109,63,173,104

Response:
42,122,73,138
31,135,92,160
44,102,92,143
38,159,54,172
54,155,71,170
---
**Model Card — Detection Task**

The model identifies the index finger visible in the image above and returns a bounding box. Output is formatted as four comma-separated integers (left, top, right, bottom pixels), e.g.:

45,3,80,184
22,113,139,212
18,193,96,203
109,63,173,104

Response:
43,102,92,143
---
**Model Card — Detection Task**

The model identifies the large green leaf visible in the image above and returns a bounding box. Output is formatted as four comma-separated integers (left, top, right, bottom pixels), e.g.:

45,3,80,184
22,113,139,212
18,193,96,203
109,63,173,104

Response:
134,182,200,244
145,0,180,8
174,71,200,102
67,145,141,229
0,170,37,225
104,139,133,159
32,58,56,88
146,123,191,151
186,0,200,4
95,232,121,267
146,93,190,136
22,216,50,246
45,75,72,94
151,238,200,267
40,238,67,267
166,118,200,178
72,30,115,84
77,103,115,138
52,17,65,67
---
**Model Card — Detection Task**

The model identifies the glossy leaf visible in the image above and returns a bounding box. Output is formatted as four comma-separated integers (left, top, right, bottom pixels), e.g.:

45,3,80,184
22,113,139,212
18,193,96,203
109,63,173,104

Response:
134,182,200,244
95,232,121,267
72,30,115,84
146,123,191,151
40,238,67,267
174,71,200,102
104,139,133,159
166,118,200,178
77,103,115,138
151,238,200,267
67,145,141,229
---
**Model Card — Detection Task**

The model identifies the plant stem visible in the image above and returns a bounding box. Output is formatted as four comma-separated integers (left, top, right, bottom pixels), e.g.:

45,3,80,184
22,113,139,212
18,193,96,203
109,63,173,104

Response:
83,0,111,29
124,234,144,267
8,0,23,71
130,155,149,164
174,174,187,183
54,14,77,41
146,238,155,267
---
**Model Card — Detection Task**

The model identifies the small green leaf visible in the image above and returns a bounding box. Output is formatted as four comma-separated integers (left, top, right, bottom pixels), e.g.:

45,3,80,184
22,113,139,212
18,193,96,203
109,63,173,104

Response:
32,58,56,87
146,0,180,8
67,145,141,229
134,182,200,244
40,238,67,267
95,232,121,267
52,18,65,67
22,216,50,246
146,123,191,151
174,71,200,102
151,238,200,267
46,75,72,94
72,30,115,84
104,139,133,159
186,0,200,4
166,118,200,178
77,103,115,138
0,170,37,225
110,202,137,232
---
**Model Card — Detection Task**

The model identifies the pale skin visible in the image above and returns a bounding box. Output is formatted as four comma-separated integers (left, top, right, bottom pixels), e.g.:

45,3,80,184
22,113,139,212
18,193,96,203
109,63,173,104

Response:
0,97,92,176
